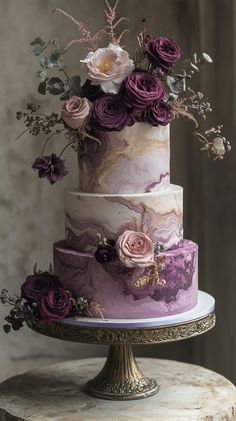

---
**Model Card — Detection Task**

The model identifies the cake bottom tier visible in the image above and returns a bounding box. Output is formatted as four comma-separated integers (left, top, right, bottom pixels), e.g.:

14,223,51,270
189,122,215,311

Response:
53,240,198,319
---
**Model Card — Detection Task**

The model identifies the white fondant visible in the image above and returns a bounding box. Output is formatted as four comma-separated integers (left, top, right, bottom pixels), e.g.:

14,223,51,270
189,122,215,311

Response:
65,184,183,251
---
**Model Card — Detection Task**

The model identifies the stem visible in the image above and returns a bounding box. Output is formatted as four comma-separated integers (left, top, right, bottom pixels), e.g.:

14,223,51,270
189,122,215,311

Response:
59,140,76,157
60,67,70,83
41,132,58,156
194,131,208,144
14,127,30,141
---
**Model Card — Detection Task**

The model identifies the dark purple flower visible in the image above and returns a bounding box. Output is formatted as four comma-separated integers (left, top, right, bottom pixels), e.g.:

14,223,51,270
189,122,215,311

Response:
39,288,75,323
5,310,24,331
32,153,69,185
91,94,134,131
80,79,103,102
21,272,61,304
146,37,181,73
3,324,11,334
143,101,173,126
123,71,164,111
95,243,117,264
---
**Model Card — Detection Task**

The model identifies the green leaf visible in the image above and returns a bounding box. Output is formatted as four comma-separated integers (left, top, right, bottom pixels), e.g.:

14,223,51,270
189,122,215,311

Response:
60,89,72,101
30,36,45,47
70,75,81,90
38,80,47,95
50,51,61,63
33,46,45,56
40,57,54,69
36,70,48,82
47,77,65,95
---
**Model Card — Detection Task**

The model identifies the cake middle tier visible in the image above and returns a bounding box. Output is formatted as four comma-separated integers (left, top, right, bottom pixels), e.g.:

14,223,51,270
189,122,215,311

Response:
65,185,183,252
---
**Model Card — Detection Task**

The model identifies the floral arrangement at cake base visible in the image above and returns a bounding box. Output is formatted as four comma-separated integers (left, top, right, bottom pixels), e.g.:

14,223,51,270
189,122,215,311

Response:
1,266,103,333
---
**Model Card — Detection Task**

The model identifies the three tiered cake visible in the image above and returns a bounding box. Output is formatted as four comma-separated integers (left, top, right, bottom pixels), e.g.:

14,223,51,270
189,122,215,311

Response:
1,2,230,333
54,123,198,319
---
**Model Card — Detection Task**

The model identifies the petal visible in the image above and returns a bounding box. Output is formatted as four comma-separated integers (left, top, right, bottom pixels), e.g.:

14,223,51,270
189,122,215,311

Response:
100,80,119,94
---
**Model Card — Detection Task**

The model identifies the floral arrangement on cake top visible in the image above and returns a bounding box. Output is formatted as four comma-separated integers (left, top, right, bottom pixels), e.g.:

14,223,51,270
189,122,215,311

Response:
15,0,231,185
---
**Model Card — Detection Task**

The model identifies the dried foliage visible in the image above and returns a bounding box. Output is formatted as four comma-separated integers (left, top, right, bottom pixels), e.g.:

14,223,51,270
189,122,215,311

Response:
53,8,103,51
104,0,129,45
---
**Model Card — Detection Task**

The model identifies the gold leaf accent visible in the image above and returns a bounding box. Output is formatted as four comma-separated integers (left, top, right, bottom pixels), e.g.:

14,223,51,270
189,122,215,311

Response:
134,256,166,288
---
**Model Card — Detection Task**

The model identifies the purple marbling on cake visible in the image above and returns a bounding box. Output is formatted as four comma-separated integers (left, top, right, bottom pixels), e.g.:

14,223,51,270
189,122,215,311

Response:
55,122,199,319
78,123,170,194
65,185,183,252
53,240,198,319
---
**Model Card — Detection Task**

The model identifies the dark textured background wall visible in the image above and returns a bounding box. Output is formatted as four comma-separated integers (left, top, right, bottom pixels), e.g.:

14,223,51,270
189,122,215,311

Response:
0,0,235,384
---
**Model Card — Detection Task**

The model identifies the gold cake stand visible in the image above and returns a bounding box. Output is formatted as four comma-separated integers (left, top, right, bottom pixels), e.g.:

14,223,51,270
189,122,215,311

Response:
26,309,215,401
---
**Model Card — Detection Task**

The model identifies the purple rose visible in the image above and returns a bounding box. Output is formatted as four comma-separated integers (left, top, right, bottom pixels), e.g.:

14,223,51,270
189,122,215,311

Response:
32,153,69,185
95,240,117,264
143,101,173,126
21,272,61,304
39,288,75,323
80,79,104,102
146,37,181,73
91,94,134,131
123,71,164,111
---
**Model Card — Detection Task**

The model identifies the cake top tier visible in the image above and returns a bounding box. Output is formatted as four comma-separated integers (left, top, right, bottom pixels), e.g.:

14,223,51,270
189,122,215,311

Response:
14,5,230,188
78,122,170,194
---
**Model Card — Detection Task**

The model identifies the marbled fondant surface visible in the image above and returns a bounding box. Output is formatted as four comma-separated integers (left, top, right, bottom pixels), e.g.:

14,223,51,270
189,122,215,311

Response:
54,240,198,319
65,185,183,252
78,123,170,194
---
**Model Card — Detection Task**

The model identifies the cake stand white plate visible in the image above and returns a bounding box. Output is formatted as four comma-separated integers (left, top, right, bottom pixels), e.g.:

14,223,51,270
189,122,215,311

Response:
59,290,215,328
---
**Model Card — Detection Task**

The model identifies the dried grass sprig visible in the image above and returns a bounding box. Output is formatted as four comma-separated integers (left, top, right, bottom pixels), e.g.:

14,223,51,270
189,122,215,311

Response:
172,99,199,128
104,0,129,45
53,8,103,51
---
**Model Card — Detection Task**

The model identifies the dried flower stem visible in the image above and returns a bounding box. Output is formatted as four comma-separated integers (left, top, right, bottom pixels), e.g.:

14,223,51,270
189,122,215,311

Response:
53,8,103,51
59,140,77,157
41,131,59,156
104,0,129,45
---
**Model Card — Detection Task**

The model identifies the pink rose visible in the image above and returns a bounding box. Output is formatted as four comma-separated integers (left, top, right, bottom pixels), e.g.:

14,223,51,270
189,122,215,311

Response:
61,96,92,129
81,44,134,94
116,230,155,268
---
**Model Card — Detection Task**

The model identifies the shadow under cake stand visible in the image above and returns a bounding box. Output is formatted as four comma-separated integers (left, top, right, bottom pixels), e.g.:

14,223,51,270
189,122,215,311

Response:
26,290,215,401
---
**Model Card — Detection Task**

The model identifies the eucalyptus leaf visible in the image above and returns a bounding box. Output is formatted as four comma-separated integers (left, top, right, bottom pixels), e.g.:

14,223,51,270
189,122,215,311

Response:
190,63,199,72
166,75,186,94
40,57,54,69
37,70,48,82
33,45,45,56
47,77,65,95
70,75,81,90
202,52,213,63
60,89,72,101
193,52,198,64
30,36,45,47
50,51,61,63
38,80,47,95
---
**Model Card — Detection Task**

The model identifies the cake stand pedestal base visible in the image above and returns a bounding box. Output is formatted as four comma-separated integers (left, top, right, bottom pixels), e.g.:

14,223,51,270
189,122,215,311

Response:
25,291,216,401
85,344,158,400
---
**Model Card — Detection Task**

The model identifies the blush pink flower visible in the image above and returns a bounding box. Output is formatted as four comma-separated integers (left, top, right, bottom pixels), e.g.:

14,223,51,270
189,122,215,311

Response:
81,43,134,94
61,96,92,129
116,230,155,268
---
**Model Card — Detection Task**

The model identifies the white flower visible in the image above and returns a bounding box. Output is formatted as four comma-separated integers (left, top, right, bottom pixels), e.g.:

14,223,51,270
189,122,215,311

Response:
212,137,226,157
81,43,134,94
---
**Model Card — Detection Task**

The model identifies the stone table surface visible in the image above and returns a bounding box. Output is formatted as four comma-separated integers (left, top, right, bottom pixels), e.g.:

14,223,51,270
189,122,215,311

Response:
0,358,235,421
